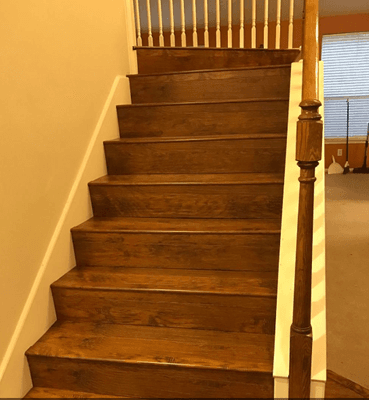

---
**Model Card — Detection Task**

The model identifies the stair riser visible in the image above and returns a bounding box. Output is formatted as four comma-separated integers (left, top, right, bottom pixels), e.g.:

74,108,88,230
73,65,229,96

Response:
28,356,274,398
104,138,286,175
89,184,283,219
52,288,276,334
130,67,291,104
136,48,300,73
117,101,289,138
72,231,280,271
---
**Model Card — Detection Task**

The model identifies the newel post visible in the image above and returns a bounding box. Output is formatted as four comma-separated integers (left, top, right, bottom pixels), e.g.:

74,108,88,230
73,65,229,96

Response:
289,0,322,398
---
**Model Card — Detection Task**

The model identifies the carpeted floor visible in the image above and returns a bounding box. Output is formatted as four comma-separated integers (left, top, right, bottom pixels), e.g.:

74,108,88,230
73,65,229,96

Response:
325,174,369,389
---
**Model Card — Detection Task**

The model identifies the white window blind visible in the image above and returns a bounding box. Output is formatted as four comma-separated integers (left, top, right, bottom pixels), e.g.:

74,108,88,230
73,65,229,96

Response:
322,32,369,138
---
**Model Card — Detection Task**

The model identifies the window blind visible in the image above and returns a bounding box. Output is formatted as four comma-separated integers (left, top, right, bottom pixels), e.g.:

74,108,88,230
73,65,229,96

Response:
321,32,369,138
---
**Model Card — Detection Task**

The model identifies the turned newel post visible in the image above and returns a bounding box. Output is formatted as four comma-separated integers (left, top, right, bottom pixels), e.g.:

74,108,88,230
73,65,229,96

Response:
289,0,322,398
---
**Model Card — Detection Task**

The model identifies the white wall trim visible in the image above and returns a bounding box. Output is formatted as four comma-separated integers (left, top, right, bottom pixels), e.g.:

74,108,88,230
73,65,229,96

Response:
273,61,327,396
124,0,138,74
0,75,131,397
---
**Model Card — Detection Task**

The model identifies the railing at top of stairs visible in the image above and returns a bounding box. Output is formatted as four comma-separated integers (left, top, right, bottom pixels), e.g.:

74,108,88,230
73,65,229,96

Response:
132,0,297,49
289,0,323,397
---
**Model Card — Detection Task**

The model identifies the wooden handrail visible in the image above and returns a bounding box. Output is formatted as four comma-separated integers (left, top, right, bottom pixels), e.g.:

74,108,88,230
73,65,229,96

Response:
289,0,323,398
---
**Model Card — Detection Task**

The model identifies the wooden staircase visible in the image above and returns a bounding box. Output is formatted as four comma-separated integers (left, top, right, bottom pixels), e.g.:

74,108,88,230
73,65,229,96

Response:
25,47,299,398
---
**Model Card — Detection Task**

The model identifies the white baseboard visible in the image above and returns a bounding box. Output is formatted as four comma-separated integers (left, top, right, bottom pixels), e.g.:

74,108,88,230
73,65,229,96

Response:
0,75,131,397
274,377,326,399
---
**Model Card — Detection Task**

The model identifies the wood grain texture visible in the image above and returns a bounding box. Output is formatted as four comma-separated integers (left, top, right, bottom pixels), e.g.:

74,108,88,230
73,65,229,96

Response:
135,47,300,73
117,99,289,138
25,46,290,396
88,173,284,219
72,217,281,271
129,65,291,104
53,266,278,297
25,387,122,398
27,322,274,397
325,370,369,398
104,134,286,175
52,267,277,333
28,356,274,398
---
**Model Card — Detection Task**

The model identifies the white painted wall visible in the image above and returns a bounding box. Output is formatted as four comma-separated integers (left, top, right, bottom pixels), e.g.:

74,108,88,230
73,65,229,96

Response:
0,0,136,396
273,61,326,398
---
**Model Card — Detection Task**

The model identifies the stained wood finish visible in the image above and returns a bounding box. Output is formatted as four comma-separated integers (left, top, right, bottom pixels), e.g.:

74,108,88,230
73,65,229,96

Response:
25,387,122,398
72,217,281,271
135,47,300,73
325,370,369,398
88,173,284,219
52,266,277,334
117,99,289,138
25,47,291,396
104,134,286,175
289,0,323,397
129,65,291,104
53,266,277,297
27,322,274,398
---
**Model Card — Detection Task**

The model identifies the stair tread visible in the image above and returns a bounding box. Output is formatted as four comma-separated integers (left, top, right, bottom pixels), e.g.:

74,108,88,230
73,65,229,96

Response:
52,266,277,297
117,97,289,109
72,217,281,234
25,387,123,398
89,173,284,186
105,133,287,144
128,64,291,77
26,321,274,373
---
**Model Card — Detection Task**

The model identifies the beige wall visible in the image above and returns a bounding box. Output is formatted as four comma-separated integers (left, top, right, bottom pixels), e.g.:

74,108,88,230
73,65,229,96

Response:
0,0,131,387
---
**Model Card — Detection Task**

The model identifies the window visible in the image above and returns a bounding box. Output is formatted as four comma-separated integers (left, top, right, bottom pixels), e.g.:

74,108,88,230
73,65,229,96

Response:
322,32,369,138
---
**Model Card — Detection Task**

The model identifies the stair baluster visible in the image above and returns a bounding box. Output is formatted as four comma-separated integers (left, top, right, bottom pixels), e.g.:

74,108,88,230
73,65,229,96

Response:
251,0,256,48
204,0,209,47
239,0,244,48
146,0,153,46
228,0,232,48
264,0,269,49
288,0,295,48
134,0,143,46
216,0,221,47
157,0,164,46
276,0,281,49
192,0,198,47
289,0,322,397
169,0,175,46
181,0,186,47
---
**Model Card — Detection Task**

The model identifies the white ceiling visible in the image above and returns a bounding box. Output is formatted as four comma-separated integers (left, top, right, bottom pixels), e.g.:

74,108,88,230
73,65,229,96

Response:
137,0,369,30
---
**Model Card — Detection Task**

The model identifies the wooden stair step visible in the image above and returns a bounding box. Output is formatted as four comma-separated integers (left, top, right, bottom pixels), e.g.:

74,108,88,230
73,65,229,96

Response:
72,217,282,271
53,266,277,297
25,387,122,398
73,216,282,233
129,65,291,104
117,98,289,138
135,47,300,73
52,266,277,333
26,322,274,397
104,133,287,175
88,173,284,219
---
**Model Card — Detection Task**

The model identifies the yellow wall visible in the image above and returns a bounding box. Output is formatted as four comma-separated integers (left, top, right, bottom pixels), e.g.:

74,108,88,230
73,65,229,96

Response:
0,0,131,385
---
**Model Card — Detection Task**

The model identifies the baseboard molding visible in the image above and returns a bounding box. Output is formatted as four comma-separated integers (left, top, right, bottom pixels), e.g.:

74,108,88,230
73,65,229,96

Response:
0,75,131,397
274,377,326,399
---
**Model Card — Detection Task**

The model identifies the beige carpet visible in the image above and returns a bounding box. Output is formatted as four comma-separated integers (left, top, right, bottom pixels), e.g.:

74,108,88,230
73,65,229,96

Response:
325,174,369,388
